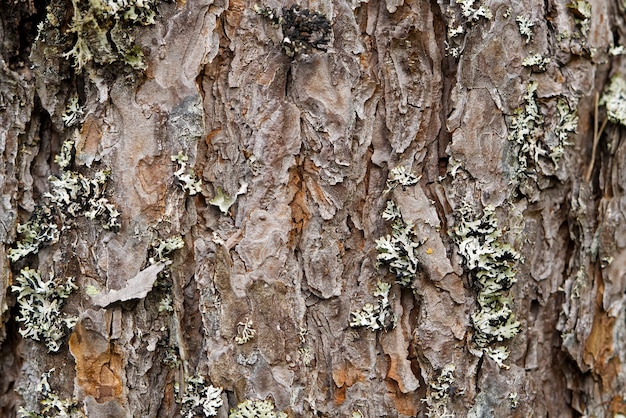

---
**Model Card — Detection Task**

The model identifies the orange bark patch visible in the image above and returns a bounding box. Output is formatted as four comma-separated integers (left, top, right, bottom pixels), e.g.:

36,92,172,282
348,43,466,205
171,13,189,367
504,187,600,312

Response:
332,361,365,405
69,321,124,403
385,379,420,417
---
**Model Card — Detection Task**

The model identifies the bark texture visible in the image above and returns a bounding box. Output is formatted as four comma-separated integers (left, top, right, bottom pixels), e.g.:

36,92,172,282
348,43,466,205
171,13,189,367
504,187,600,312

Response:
1,0,626,416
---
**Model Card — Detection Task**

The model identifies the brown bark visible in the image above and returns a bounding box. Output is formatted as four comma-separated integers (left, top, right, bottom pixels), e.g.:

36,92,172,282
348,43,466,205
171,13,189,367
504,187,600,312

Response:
1,0,626,416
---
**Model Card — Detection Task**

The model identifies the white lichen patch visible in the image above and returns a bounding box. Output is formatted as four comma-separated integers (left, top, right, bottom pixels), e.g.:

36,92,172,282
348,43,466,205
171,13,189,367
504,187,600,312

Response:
17,369,82,417
516,15,534,43
507,82,577,191
148,235,184,264
376,201,423,287
385,166,420,193
451,205,520,364
422,364,460,418
171,151,203,195
235,318,256,345
61,96,84,127
64,0,159,69
349,281,395,331
179,374,223,418
229,399,287,418
600,75,626,126
456,0,492,21
12,268,78,352
209,183,248,214
8,207,59,262
521,53,550,71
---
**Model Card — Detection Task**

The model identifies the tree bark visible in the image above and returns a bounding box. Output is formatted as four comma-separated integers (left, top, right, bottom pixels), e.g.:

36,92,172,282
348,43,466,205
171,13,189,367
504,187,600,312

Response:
1,0,625,416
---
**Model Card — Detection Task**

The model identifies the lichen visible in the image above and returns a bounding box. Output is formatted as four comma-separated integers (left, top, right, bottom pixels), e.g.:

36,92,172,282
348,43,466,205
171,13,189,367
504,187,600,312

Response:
229,399,287,418
444,0,491,57
12,268,78,352
209,183,247,214
64,0,159,69
600,75,626,126
8,207,59,262
507,82,578,192
255,4,331,58
178,374,223,418
451,205,520,365
376,200,423,287
61,96,84,127
235,318,256,345
349,281,395,331
171,151,203,196
516,15,534,43
521,53,550,71
422,364,461,418
17,369,82,417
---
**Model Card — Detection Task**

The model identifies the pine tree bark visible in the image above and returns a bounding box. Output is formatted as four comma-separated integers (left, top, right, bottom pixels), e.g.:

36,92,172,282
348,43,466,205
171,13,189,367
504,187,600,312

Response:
1,0,625,416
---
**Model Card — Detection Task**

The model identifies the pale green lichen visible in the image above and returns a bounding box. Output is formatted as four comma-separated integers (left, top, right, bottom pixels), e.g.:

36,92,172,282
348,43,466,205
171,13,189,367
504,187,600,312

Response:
17,369,82,418
600,75,626,126
12,268,78,352
516,15,534,43
235,318,256,345
178,374,223,418
148,235,184,264
507,82,577,191
229,399,287,418
8,207,59,262
209,183,248,214
385,165,420,193
444,0,491,57
349,281,395,331
567,0,591,36
521,53,550,71
376,201,423,287
61,96,84,127
456,0,492,21
171,152,203,196
422,364,460,418
452,205,520,365
64,0,159,69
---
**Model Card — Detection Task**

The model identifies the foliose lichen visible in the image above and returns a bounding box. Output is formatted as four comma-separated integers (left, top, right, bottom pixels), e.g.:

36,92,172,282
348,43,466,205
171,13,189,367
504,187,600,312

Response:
171,151,202,196
229,399,287,418
349,281,395,331
61,96,84,127
178,374,223,418
235,318,256,345
600,75,626,126
17,369,82,418
521,53,550,72
12,268,78,352
375,201,423,287
507,82,578,193
451,205,520,366
516,15,534,44
422,364,460,418
8,207,59,262
444,0,491,57
254,4,331,58
63,0,159,69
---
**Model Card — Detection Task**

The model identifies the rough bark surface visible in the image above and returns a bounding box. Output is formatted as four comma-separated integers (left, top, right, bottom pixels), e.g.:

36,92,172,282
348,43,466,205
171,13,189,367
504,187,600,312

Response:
1,0,626,416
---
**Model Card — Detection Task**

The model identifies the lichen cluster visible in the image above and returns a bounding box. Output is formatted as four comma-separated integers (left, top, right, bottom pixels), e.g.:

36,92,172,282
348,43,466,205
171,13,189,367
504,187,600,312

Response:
178,374,223,418
375,201,422,287
422,364,459,418
64,0,160,69
229,399,287,418
376,167,424,287
600,75,626,126
452,205,520,367
507,82,578,193
171,151,203,196
255,4,331,58
349,281,394,331
9,137,120,262
45,138,121,231
444,0,492,57
12,268,78,352
17,369,82,418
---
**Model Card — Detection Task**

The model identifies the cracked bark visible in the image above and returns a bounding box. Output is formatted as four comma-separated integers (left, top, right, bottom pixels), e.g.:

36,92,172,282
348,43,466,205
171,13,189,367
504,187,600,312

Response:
1,0,626,416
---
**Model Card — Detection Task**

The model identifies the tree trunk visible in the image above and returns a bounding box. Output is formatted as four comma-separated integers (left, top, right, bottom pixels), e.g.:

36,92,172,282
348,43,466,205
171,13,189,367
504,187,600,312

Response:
1,0,625,416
